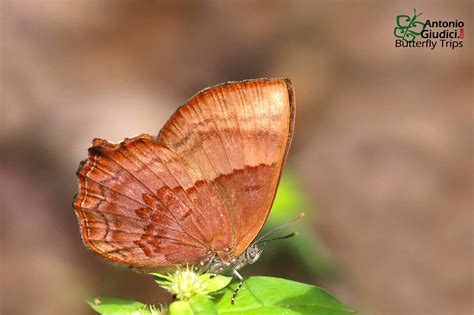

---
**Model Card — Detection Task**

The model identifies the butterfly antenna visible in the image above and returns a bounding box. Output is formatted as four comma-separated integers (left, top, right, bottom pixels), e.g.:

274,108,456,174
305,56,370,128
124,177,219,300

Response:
255,231,299,245
252,212,304,245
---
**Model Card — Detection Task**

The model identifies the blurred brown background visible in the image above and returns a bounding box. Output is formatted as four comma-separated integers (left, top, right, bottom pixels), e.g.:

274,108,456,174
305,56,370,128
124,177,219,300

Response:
1,1,472,315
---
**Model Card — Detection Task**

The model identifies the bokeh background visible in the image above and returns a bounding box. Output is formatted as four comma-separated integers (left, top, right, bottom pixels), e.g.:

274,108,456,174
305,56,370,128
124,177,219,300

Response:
1,1,472,315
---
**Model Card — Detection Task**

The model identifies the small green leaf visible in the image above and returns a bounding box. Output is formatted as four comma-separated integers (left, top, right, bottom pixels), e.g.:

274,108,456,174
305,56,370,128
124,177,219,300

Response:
169,295,217,315
86,297,147,315
215,276,355,315
151,272,172,286
198,274,233,293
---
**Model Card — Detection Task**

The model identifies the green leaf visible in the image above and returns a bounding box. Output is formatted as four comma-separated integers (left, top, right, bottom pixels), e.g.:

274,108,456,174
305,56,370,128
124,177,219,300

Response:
198,274,233,293
169,295,217,315
86,297,147,315
151,272,172,286
214,276,355,315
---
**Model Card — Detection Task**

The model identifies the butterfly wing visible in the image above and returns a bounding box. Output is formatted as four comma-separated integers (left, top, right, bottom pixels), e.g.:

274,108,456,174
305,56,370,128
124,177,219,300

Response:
74,135,211,268
74,78,295,268
158,78,295,256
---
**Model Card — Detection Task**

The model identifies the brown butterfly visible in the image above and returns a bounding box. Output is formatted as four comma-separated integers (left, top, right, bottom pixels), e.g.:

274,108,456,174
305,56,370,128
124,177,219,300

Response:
73,78,295,302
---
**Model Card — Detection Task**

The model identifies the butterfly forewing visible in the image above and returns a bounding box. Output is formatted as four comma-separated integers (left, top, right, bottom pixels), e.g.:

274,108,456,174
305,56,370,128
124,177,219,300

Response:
158,79,295,256
74,78,295,269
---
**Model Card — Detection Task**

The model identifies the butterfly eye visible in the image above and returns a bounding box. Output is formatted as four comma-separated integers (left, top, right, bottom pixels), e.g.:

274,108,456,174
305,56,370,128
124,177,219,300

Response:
246,245,261,264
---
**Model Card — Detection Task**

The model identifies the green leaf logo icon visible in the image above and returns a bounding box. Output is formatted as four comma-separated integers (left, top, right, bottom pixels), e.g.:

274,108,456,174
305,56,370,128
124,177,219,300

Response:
394,9,426,42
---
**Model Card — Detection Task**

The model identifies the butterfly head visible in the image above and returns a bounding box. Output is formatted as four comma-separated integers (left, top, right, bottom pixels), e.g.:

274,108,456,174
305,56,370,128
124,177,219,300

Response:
244,244,262,265
227,244,263,273
207,244,263,275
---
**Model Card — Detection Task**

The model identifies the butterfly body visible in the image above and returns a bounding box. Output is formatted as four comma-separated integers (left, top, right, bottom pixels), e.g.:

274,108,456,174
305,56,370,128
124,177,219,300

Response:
74,78,295,275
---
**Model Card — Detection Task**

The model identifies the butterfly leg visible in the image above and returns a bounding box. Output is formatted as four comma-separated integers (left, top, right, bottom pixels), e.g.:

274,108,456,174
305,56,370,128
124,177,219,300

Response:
202,253,222,275
231,270,244,305
198,255,215,273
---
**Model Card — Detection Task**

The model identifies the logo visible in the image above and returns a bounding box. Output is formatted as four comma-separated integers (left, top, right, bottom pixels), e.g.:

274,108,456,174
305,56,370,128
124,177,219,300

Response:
394,9,464,50
394,9,426,42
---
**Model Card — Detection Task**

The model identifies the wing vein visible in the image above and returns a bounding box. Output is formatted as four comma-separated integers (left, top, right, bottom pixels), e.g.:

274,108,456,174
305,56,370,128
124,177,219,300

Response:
136,140,211,243
79,176,167,219
167,110,233,249
235,84,269,246
87,227,203,248
113,149,208,248
86,151,206,248
81,163,173,222
80,208,188,236
199,92,236,244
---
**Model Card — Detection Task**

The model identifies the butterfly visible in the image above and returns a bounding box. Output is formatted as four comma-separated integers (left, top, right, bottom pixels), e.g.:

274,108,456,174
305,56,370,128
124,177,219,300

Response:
73,78,295,303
